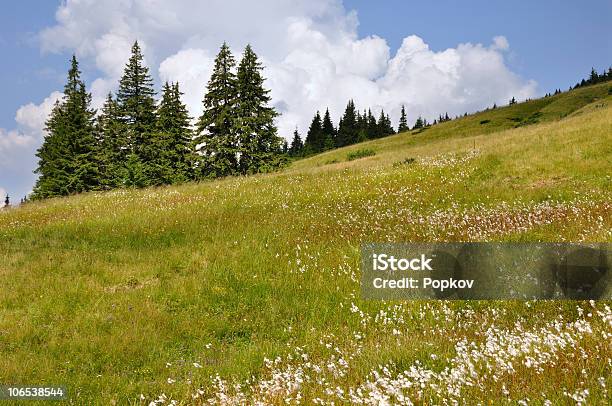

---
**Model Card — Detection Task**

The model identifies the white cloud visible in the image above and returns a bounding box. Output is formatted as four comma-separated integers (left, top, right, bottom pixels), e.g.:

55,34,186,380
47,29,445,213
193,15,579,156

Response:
38,0,537,138
2,91,62,166
15,91,63,134
492,35,510,51
376,36,537,124
0,128,34,153
158,48,215,120
3,0,537,198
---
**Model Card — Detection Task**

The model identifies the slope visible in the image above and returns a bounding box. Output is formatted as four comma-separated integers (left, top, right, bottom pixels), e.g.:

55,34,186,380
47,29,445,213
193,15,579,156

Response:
0,84,611,404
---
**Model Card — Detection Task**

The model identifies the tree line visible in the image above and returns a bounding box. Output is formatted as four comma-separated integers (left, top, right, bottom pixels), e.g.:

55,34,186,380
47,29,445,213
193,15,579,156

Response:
287,101,459,157
541,67,612,98
29,45,611,199
32,42,284,199
289,101,399,157
572,66,612,89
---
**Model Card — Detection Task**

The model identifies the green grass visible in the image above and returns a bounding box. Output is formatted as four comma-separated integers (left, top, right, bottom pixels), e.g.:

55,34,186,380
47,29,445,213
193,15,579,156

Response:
346,148,376,161
290,82,612,171
0,83,611,404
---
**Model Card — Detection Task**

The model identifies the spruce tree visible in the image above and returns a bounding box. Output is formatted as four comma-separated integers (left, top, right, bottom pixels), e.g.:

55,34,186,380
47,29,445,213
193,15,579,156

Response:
336,100,358,147
321,108,336,150
366,109,377,139
398,105,409,132
375,110,394,137
385,113,395,135
33,101,68,198
289,128,304,157
149,82,193,184
96,93,126,188
194,42,238,178
116,41,157,168
376,110,386,138
356,109,368,142
234,45,282,174
589,68,599,84
123,153,148,188
413,116,424,129
304,111,323,154
33,56,99,198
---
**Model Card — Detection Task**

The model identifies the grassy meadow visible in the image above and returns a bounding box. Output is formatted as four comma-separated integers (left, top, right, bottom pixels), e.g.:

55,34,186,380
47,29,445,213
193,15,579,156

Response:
1,82,611,404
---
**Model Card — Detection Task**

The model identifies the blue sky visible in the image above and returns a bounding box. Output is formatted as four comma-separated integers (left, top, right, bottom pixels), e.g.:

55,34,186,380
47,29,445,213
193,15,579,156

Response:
0,0,611,201
346,0,612,90
2,1,611,130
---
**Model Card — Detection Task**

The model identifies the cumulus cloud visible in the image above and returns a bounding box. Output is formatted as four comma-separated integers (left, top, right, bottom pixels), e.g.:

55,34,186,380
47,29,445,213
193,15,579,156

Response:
0,128,35,164
375,35,536,123
1,91,62,165
492,35,510,51
15,91,63,134
38,0,537,138
158,48,215,120
3,0,537,198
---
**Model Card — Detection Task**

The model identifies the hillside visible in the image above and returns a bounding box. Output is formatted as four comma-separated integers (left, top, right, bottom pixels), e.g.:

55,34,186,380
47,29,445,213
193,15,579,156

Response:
1,83,611,404
292,81,612,171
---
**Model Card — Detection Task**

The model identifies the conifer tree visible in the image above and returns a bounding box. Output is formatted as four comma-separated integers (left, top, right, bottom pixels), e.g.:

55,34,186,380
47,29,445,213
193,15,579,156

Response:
195,42,239,178
356,109,368,142
116,41,157,166
148,82,193,184
321,108,336,150
398,105,409,133
385,113,395,134
375,109,394,137
589,68,599,83
96,93,126,188
413,116,424,129
304,111,323,154
289,128,304,157
375,110,385,138
33,101,67,197
366,109,377,138
33,56,99,198
336,100,358,147
123,153,148,188
234,45,282,174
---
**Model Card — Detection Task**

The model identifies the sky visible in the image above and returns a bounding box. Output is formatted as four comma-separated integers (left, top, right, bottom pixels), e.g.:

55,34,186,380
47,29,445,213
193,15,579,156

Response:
1,0,611,202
